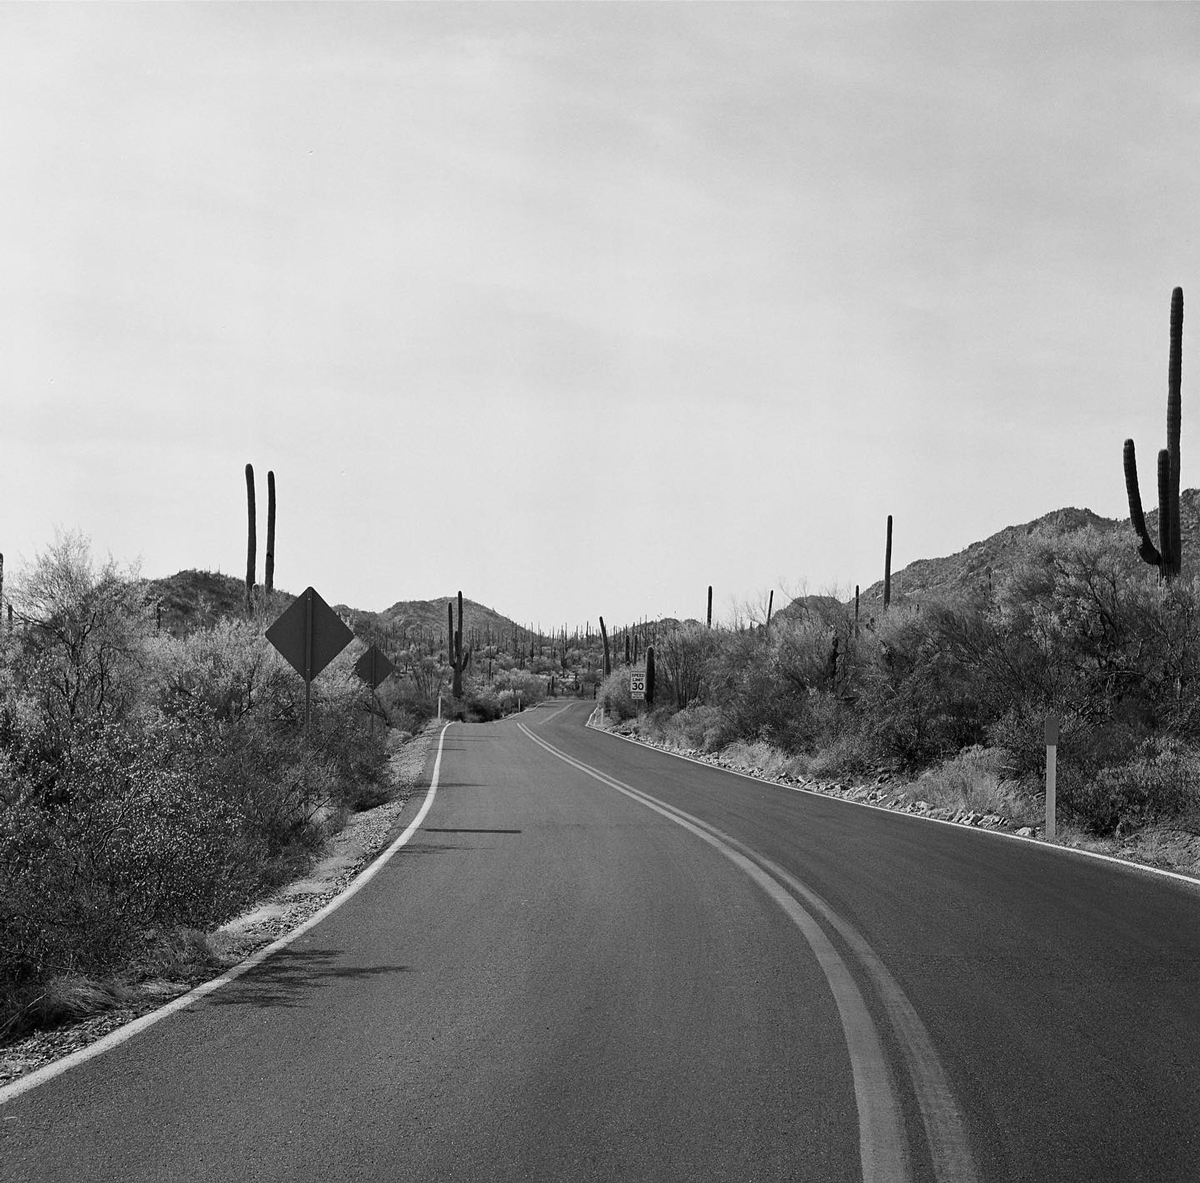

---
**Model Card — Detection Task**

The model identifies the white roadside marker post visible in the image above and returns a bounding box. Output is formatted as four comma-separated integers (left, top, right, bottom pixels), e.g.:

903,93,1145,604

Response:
1045,714,1060,840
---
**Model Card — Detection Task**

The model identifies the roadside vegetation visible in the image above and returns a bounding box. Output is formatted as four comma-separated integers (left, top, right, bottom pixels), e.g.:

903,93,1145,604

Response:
0,534,399,1041
599,527,1200,863
0,534,608,1046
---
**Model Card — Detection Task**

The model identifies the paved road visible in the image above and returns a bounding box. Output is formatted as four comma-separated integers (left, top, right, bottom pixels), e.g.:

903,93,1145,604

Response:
3,701,1199,1181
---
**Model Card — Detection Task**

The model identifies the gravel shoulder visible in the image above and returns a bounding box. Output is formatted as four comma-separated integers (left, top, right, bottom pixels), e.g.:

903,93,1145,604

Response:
0,721,441,1092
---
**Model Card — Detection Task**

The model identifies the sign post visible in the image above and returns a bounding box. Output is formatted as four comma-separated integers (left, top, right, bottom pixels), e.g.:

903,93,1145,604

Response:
1045,714,1060,840
266,586,353,728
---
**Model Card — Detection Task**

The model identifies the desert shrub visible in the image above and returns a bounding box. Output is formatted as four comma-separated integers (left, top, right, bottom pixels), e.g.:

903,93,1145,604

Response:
0,712,255,992
466,684,503,721
854,603,989,769
0,538,393,1031
655,703,725,752
492,667,546,712
1061,736,1200,836
378,673,436,734
598,667,637,722
704,629,808,749
144,617,287,726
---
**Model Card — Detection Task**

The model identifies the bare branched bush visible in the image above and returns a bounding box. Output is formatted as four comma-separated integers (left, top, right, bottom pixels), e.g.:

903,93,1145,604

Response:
656,623,714,710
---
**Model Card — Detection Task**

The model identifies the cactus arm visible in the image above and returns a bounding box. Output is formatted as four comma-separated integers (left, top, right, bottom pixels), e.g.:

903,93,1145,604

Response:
1124,439,1164,567
1158,447,1173,572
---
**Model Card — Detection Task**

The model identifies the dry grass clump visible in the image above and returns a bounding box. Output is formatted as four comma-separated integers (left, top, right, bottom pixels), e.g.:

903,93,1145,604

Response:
0,977,128,1043
718,740,793,780
908,746,1037,821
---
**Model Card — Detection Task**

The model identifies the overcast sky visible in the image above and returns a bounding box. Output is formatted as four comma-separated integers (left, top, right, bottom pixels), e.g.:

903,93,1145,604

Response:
3,4,1200,629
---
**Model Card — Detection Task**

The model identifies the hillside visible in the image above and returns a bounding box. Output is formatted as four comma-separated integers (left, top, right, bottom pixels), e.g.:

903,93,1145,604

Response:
376,597,526,647
142,574,536,651
853,488,1200,610
143,569,262,633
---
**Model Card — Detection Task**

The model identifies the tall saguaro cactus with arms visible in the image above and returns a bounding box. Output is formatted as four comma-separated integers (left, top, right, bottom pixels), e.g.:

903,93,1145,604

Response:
1125,287,1184,580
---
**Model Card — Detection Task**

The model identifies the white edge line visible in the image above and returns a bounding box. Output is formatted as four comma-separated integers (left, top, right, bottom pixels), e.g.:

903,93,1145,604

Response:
585,718,1200,891
0,722,455,1106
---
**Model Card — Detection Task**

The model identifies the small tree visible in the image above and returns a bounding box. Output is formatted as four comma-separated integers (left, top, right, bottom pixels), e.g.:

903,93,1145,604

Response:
11,530,152,746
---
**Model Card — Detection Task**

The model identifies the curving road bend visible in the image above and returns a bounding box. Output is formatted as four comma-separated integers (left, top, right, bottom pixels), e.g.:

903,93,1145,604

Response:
2,700,1198,1181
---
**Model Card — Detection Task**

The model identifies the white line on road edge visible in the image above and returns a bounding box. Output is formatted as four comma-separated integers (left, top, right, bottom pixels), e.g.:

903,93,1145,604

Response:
0,723,456,1107
519,722,979,1183
589,719,1200,892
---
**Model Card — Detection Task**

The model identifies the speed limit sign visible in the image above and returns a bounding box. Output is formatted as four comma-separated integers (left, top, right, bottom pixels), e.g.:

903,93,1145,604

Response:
630,671,646,700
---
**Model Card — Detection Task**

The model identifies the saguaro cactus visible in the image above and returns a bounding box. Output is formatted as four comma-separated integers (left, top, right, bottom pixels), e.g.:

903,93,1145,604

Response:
1125,287,1184,580
265,470,276,593
707,586,713,628
448,590,469,697
884,515,893,609
599,616,611,676
765,589,774,635
645,644,656,708
245,463,256,611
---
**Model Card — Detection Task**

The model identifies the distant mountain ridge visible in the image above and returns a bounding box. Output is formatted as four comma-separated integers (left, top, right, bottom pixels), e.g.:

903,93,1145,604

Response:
149,490,1200,638
143,573,533,646
853,487,1200,608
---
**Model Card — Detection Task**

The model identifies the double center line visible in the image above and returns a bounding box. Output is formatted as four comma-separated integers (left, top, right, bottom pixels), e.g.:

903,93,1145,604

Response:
517,722,978,1183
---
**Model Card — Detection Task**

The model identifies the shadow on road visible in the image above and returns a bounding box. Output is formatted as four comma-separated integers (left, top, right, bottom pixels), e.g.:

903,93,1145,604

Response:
423,827,522,834
209,948,411,1009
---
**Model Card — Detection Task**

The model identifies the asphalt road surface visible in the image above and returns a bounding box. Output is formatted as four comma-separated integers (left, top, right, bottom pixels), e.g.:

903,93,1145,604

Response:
3,700,1199,1181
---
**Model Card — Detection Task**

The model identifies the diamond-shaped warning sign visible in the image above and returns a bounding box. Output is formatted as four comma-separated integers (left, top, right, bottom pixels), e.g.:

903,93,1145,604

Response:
266,587,353,683
354,644,395,690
